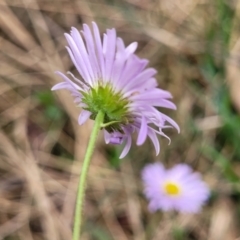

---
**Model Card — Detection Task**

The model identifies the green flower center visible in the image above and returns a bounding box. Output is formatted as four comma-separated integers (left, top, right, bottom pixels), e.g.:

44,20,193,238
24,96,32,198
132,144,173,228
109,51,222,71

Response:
81,84,131,132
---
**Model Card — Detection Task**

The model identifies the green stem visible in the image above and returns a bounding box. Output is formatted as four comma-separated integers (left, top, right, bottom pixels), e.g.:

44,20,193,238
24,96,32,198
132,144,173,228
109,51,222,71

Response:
73,111,104,240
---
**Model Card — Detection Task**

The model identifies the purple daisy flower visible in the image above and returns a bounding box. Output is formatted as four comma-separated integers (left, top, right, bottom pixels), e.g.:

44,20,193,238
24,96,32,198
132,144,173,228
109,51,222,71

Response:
142,163,210,213
52,22,179,158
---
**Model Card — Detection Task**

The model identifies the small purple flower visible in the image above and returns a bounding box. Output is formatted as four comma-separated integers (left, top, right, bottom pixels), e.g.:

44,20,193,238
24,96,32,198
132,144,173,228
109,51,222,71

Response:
142,163,210,213
52,22,179,158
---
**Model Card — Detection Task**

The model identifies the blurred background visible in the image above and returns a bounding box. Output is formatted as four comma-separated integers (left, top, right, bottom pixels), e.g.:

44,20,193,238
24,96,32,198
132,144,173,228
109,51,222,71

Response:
0,0,240,239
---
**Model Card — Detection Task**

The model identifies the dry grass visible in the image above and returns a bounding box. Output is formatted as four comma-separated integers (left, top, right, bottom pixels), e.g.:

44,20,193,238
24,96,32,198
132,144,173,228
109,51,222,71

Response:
0,0,240,239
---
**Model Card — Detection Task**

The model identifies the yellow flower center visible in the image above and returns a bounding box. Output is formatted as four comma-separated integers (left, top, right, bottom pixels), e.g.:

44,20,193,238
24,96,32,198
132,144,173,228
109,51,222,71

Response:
164,182,180,196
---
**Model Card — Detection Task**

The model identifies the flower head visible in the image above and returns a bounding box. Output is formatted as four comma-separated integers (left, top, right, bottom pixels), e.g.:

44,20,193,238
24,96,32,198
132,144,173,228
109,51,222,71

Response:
142,163,210,213
52,22,179,158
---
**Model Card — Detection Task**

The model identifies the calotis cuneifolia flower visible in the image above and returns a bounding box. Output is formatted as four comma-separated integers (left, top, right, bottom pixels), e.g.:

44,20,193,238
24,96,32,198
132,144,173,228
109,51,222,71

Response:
142,163,210,213
52,22,179,158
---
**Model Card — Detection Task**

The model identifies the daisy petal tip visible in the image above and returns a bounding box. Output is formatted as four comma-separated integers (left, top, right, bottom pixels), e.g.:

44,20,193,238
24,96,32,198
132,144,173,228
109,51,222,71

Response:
54,71,63,76
92,21,97,26
119,149,128,159
83,23,89,30
54,71,65,78
127,42,138,54
78,110,91,125
64,33,71,39
177,126,180,133
136,138,143,146
71,26,77,31
154,144,160,156
137,117,148,146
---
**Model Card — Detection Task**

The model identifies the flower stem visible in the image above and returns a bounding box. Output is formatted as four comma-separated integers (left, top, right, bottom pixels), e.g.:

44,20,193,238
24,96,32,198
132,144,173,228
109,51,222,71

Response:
73,111,104,240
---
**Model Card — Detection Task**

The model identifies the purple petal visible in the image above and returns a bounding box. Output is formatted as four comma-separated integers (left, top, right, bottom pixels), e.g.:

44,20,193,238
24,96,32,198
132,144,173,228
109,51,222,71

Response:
157,130,171,145
104,29,116,82
134,99,176,109
81,24,100,79
161,113,180,133
107,131,125,145
54,71,81,91
110,137,122,145
129,88,173,101
51,82,71,91
92,22,105,79
65,34,91,84
116,37,125,52
104,130,111,144
118,55,149,89
110,39,127,85
71,27,95,81
148,200,160,213
141,163,165,182
147,128,160,155
78,110,91,125
109,137,123,144
123,68,157,92
137,116,148,145
119,135,132,159
125,42,138,57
